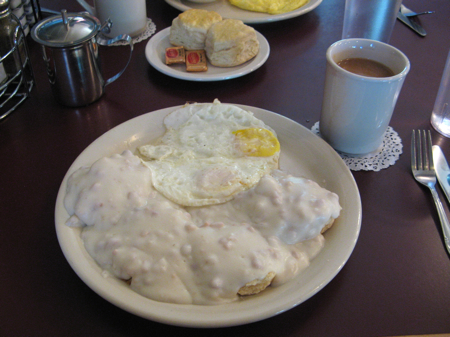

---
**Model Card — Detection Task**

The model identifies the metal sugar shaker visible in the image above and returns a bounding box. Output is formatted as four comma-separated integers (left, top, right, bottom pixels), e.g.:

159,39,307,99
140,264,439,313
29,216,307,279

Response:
31,10,133,107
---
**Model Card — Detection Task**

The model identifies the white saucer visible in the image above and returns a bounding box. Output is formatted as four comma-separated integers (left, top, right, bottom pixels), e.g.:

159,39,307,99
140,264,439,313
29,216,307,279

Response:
145,27,270,81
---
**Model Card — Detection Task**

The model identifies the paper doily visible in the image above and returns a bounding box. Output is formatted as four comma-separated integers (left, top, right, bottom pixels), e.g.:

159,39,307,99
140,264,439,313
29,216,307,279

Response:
311,122,403,171
102,18,156,46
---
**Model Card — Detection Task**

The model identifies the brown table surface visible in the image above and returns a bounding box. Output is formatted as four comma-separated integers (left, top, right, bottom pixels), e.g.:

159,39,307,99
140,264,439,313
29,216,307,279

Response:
2,0,450,336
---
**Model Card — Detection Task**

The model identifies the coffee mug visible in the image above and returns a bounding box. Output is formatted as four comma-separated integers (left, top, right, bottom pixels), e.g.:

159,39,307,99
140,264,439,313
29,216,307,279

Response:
319,39,410,155
77,0,147,38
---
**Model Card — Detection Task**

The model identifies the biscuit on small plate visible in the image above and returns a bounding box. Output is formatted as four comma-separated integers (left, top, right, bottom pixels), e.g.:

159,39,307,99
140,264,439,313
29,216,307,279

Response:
169,9,222,50
205,19,260,67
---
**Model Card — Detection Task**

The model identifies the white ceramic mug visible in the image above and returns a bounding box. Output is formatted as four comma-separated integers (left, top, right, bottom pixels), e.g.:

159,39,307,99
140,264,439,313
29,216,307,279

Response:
319,39,410,155
77,0,147,38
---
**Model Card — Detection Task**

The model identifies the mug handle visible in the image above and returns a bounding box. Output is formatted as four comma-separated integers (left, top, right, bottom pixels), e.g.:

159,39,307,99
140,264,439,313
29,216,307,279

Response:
76,0,96,15
96,34,134,86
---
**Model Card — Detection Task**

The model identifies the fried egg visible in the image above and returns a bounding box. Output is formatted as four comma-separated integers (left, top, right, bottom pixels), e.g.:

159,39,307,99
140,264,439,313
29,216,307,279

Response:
228,0,308,14
138,100,280,206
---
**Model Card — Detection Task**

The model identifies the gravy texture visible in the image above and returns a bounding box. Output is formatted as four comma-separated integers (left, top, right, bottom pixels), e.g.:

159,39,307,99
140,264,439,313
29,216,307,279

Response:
64,150,340,305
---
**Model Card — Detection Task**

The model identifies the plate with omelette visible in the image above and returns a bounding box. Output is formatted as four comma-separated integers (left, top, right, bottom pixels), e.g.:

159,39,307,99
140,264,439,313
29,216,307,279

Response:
55,101,361,327
165,0,322,24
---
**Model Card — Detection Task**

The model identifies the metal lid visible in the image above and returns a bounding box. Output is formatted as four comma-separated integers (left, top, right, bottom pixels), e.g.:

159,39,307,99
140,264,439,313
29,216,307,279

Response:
31,10,101,48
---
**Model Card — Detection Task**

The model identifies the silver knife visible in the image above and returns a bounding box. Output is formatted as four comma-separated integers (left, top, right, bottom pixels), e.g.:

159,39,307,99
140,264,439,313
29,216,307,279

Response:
432,145,450,204
397,4,427,37
432,145,450,257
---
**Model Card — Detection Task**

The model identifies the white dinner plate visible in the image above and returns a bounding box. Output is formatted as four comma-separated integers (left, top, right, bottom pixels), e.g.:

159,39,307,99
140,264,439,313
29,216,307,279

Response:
145,28,270,81
55,103,361,328
165,0,322,24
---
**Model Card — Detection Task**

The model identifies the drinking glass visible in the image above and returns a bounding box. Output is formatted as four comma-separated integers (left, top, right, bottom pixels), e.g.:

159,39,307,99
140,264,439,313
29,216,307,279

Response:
430,49,450,137
342,0,402,43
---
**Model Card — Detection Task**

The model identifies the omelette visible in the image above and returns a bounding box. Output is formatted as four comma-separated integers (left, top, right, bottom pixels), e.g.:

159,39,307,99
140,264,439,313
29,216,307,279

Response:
228,0,309,14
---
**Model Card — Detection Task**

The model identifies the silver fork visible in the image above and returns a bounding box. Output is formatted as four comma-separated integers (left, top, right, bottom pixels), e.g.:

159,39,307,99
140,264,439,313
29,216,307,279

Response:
411,130,450,256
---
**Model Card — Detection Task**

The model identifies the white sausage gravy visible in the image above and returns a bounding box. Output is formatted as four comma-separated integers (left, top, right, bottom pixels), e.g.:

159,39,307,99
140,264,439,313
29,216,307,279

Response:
64,150,341,305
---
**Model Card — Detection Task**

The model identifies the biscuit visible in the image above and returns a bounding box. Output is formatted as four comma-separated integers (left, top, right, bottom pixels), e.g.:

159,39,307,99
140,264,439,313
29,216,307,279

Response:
238,271,276,296
321,218,335,234
169,9,222,50
205,19,259,67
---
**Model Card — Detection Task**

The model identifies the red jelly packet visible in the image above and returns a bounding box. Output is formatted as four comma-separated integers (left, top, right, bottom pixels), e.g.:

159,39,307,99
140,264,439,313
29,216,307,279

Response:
186,50,208,72
165,46,185,65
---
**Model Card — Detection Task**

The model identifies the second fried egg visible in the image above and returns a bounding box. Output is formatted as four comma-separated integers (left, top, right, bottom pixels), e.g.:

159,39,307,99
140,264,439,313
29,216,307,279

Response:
138,100,280,206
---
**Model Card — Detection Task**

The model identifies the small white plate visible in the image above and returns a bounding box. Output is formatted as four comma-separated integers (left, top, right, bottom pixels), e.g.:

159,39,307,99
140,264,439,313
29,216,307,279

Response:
55,104,361,328
145,28,270,81
165,0,322,24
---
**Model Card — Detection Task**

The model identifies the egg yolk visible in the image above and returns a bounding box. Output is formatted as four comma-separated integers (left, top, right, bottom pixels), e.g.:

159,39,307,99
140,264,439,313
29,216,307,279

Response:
233,128,280,157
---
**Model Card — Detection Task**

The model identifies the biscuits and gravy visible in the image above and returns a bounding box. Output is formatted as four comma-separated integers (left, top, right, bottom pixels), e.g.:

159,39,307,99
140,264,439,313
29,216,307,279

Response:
64,101,341,305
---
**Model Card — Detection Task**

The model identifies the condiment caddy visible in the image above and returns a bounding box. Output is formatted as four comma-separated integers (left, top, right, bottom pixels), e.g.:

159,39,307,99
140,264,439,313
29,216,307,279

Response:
0,0,36,121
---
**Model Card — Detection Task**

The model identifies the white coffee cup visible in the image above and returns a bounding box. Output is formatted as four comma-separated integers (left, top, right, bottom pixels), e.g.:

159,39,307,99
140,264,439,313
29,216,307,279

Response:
319,39,410,155
77,0,147,38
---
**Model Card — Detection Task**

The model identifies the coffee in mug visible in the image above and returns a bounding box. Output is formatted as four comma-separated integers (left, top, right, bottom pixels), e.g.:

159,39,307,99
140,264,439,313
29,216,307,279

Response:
337,58,394,77
319,39,410,155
